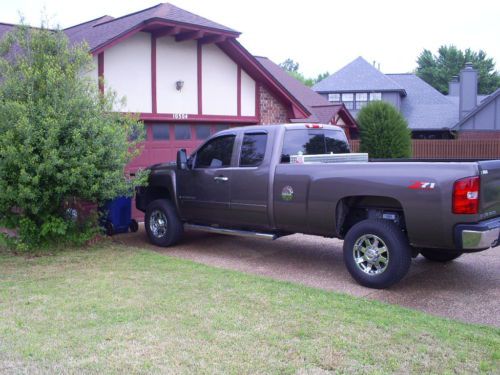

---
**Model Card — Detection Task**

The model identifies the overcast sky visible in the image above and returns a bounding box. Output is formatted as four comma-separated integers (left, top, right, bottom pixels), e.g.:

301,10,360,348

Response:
1,0,499,77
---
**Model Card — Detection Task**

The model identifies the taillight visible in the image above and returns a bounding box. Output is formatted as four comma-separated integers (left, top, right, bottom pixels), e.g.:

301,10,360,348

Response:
452,176,480,214
305,124,323,129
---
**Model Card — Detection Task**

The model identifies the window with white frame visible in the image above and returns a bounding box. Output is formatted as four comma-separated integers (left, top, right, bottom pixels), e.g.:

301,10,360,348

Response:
370,92,382,101
328,93,341,102
355,93,368,109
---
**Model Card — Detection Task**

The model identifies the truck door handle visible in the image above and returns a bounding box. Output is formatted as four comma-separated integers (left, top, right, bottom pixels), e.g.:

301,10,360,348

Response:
214,176,229,182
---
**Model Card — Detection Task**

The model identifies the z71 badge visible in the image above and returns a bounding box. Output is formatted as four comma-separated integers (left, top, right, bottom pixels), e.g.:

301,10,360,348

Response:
408,181,436,190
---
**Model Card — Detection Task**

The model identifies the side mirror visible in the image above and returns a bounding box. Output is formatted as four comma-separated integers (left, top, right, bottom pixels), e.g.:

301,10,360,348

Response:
176,149,188,170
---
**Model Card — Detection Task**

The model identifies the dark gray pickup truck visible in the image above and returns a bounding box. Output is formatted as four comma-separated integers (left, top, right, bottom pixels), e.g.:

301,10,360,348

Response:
136,124,500,288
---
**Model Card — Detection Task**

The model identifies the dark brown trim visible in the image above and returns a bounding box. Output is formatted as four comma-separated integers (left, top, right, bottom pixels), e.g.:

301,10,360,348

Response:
255,82,261,122
97,52,104,94
197,41,203,115
139,113,258,123
237,66,242,117
176,30,204,42
151,34,157,113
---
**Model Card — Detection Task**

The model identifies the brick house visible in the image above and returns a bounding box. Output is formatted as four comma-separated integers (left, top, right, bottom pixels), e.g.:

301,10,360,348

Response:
0,3,324,172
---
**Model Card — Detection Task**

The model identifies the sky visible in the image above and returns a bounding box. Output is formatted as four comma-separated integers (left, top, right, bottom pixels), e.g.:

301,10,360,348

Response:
1,0,499,77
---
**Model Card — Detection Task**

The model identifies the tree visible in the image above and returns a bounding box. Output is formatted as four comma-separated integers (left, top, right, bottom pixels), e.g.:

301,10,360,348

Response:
279,58,330,88
357,101,411,159
0,23,146,249
279,58,299,73
416,45,500,95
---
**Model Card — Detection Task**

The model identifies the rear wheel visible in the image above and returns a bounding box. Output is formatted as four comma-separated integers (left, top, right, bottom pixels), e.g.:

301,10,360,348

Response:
420,249,463,262
343,219,411,289
145,199,183,247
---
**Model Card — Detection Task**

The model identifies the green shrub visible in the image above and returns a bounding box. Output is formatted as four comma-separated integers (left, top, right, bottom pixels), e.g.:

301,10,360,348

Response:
0,23,147,250
357,101,412,158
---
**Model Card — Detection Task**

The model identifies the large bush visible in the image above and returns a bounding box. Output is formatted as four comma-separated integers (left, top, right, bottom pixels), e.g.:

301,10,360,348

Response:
0,24,146,249
357,101,412,158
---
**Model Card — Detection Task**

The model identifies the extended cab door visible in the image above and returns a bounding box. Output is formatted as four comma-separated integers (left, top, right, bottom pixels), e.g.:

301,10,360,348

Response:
177,134,236,225
229,131,271,229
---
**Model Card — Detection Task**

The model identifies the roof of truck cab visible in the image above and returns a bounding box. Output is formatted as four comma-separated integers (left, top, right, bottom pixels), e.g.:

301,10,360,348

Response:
215,124,344,135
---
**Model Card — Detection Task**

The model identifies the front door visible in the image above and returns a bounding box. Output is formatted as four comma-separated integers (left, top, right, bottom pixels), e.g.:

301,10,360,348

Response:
177,134,236,225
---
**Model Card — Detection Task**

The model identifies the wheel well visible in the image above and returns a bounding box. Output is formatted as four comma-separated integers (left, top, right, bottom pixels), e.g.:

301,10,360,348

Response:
138,186,171,211
336,196,406,238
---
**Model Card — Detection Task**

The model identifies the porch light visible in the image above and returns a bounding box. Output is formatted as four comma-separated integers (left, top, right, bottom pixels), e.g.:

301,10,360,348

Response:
176,80,184,91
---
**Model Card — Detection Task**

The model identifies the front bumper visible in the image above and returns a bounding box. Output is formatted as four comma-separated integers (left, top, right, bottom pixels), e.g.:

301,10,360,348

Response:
455,217,500,250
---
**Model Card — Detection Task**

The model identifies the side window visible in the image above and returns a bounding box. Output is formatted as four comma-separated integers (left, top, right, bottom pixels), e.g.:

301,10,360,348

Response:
240,133,267,167
195,135,235,169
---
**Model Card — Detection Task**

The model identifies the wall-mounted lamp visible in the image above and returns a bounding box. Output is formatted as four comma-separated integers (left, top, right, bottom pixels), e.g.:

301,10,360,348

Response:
175,80,184,91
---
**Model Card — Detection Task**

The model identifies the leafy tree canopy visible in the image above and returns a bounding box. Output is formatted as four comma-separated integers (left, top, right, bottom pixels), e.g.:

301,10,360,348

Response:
279,58,329,88
416,45,500,95
357,101,411,159
0,23,146,249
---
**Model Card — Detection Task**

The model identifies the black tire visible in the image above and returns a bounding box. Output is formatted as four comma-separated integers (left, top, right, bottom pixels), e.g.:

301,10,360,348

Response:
145,199,183,247
420,249,463,262
343,219,411,289
129,219,139,233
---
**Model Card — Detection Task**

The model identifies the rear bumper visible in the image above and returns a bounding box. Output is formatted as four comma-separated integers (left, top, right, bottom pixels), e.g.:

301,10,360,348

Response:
455,217,500,250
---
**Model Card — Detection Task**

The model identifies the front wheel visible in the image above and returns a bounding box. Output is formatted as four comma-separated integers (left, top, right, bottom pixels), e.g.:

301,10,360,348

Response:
420,249,463,262
343,219,411,289
145,199,183,247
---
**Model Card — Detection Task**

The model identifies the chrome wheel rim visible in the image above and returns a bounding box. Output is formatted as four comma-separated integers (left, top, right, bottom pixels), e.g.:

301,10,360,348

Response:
353,234,389,275
149,210,168,238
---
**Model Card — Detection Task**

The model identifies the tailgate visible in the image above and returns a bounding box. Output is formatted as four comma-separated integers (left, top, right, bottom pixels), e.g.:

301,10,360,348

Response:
478,160,500,218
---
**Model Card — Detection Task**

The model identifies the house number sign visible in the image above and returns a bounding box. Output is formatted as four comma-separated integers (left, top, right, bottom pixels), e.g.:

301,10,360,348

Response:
173,113,189,119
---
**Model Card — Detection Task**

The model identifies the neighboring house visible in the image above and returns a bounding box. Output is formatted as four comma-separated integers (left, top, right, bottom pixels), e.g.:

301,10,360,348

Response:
255,56,358,138
448,65,500,139
0,3,324,172
313,57,499,139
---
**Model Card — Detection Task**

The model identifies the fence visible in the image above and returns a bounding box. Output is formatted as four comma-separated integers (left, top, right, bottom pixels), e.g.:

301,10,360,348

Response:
349,140,500,160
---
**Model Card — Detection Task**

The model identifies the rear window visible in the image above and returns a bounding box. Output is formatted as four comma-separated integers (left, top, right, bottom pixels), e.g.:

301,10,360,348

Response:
281,129,350,163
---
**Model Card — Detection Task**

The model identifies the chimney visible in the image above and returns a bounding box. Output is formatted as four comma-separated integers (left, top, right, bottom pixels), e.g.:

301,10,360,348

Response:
459,62,478,119
448,76,459,96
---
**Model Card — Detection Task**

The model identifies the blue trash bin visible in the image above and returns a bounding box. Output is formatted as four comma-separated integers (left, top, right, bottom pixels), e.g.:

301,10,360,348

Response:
100,196,139,235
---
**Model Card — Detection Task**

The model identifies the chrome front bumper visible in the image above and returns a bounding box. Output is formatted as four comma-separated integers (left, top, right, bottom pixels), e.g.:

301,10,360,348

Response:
456,217,500,250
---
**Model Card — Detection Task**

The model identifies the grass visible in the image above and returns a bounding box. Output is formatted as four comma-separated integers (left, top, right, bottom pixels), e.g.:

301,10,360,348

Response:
0,244,499,374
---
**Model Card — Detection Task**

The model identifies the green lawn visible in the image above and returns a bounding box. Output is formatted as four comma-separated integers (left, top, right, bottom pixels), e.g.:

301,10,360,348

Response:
0,244,498,374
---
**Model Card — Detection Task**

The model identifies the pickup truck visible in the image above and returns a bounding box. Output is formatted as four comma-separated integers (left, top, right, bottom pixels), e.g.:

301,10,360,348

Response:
135,124,500,288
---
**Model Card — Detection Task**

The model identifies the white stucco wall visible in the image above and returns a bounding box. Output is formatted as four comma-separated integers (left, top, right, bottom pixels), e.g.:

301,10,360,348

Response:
201,43,237,115
105,32,152,113
156,37,198,114
240,69,256,116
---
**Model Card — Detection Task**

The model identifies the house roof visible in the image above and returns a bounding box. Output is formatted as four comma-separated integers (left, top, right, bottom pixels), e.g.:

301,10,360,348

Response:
313,56,406,95
255,56,357,127
0,23,16,38
452,88,500,130
387,73,458,130
63,3,240,53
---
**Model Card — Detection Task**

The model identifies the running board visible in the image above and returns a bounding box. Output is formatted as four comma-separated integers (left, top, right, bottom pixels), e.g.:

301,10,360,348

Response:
184,223,278,240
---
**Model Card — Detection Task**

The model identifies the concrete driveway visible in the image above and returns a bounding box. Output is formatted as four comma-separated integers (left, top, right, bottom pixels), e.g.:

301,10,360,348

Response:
116,226,500,327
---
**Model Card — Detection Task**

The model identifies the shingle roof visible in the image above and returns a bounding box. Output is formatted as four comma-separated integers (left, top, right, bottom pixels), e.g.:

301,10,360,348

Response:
0,22,17,40
255,56,354,124
452,88,500,130
312,56,406,94
64,3,239,52
387,74,458,130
